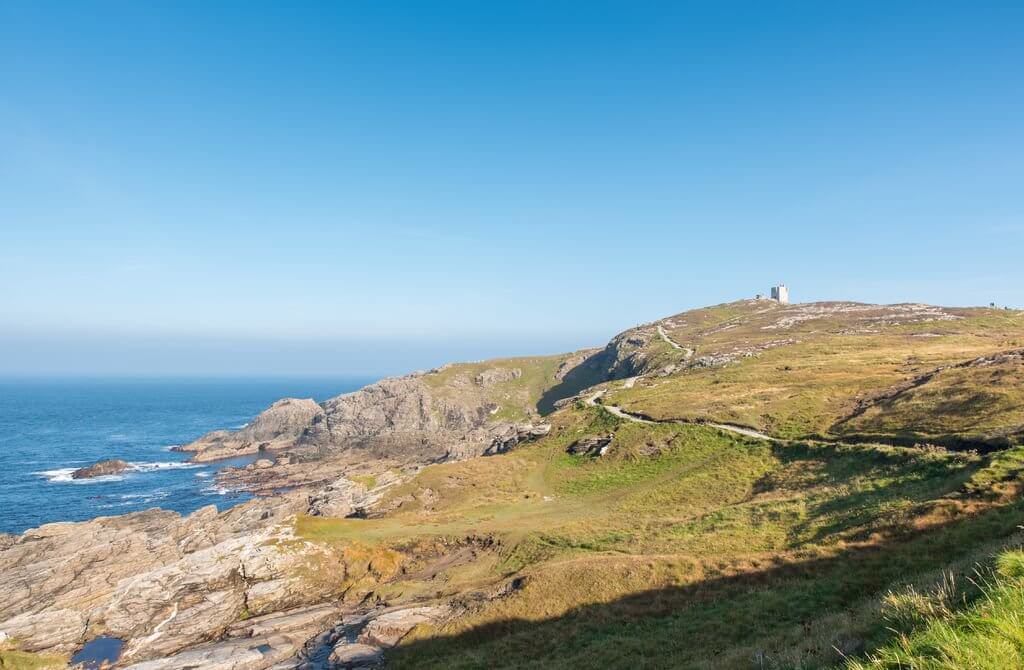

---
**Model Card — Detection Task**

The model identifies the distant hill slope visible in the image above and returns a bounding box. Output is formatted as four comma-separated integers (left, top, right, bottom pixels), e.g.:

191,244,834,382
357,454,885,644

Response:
602,300,1024,444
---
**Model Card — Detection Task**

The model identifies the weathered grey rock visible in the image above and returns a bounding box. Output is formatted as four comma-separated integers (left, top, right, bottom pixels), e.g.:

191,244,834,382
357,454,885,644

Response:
356,605,449,647
0,494,324,661
179,398,325,462
567,435,613,457
328,642,383,668
0,609,86,653
120,605,346,670
72,458,129,479
180,369,566,471
122,631,307,670
306,477,368,518
483,423,552,455
474,367,521,386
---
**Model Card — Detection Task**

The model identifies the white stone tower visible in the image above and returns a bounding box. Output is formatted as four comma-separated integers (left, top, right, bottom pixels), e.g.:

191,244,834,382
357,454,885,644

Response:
770,284,789,304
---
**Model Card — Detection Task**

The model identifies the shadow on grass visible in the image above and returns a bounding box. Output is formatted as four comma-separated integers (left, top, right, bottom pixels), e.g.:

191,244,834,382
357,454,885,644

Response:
772,441,982,545
386,498,1024,670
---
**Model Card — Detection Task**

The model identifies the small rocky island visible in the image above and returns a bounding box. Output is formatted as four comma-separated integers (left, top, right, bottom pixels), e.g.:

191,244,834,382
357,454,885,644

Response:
71,459,130,480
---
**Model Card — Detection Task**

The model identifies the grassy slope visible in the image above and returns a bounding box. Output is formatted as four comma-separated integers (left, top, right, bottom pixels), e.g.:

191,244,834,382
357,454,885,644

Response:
289,302,1024,668
848,548,1024,669
837,353,1024,442
609,302,1024,442
295,406,1024,668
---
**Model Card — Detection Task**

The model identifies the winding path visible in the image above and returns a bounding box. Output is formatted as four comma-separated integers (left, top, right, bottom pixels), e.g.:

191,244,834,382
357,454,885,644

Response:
584,390,774,441
656,325,695,359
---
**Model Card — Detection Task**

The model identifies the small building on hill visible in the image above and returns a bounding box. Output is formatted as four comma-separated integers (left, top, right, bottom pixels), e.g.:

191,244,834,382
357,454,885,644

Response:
770,284,789,304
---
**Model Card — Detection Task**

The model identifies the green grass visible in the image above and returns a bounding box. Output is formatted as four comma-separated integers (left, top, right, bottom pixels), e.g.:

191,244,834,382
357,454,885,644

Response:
0,649,66,670
848,548,1024,670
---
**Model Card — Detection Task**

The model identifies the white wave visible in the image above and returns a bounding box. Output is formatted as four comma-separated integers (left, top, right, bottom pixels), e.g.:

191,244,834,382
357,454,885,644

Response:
35,468,77,483
117,490,170,505
232,423,249,429
34,461,197,483
33,468,125,484
128,461,201,473
202,484,230,496
119,491,169,500
195,471,212,478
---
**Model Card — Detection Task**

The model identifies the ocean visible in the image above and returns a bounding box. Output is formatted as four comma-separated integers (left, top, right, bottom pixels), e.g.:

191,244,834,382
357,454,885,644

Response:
0,377,372,535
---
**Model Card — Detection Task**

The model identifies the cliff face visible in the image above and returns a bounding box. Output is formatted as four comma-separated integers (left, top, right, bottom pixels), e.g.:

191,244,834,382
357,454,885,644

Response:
177,397,325,462
179,357,579,466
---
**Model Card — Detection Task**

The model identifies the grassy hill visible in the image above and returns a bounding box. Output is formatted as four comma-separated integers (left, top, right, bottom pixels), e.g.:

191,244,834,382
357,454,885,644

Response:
606,300,1024,444
274,300,1024,668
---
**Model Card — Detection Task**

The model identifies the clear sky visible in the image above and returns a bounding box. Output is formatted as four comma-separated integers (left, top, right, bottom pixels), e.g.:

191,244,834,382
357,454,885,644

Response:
2,2,1022,376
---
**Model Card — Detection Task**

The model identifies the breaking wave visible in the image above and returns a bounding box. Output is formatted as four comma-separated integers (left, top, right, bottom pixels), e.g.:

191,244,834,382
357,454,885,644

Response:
34,461,200,483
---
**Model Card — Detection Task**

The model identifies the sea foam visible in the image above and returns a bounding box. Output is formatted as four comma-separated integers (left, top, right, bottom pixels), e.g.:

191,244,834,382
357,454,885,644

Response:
34,461,199,483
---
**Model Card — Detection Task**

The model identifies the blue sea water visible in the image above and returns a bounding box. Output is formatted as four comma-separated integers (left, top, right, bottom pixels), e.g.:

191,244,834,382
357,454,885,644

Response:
0,377,372,535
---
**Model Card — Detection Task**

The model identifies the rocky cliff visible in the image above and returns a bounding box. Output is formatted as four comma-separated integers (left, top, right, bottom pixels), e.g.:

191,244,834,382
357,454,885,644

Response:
179,360,573,467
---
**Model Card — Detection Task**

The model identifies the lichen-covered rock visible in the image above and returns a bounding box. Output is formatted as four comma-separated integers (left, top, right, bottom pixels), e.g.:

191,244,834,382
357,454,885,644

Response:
307,477,369,518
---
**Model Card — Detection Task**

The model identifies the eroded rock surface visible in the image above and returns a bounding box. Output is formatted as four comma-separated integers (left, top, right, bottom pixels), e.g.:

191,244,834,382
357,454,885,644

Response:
181,373,557,468
0,495,321,662
178,398,326,462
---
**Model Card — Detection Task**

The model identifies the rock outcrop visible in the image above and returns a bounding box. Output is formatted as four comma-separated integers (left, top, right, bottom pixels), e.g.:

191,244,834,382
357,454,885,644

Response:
72,458,130,479
566,435,613,456
0,495,321,662
177,398,325,462
181,373,556,468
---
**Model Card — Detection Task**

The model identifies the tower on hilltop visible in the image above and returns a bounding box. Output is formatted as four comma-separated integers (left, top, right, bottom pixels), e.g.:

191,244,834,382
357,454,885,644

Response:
770,284,789,304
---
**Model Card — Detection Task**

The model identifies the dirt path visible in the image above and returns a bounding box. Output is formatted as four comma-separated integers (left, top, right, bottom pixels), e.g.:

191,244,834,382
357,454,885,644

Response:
705,422,776,441
585,390,774,440
656,325,695,358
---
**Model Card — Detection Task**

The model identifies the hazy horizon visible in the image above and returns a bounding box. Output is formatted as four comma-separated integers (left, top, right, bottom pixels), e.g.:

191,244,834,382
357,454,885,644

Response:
3,3,1021,376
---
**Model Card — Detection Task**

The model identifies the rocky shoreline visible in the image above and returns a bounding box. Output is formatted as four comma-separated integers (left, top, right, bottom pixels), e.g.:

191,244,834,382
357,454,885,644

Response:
0,360,571,668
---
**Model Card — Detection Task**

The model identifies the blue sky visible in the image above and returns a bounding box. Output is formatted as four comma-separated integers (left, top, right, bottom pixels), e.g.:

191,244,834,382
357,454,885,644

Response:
2,2,1022,376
